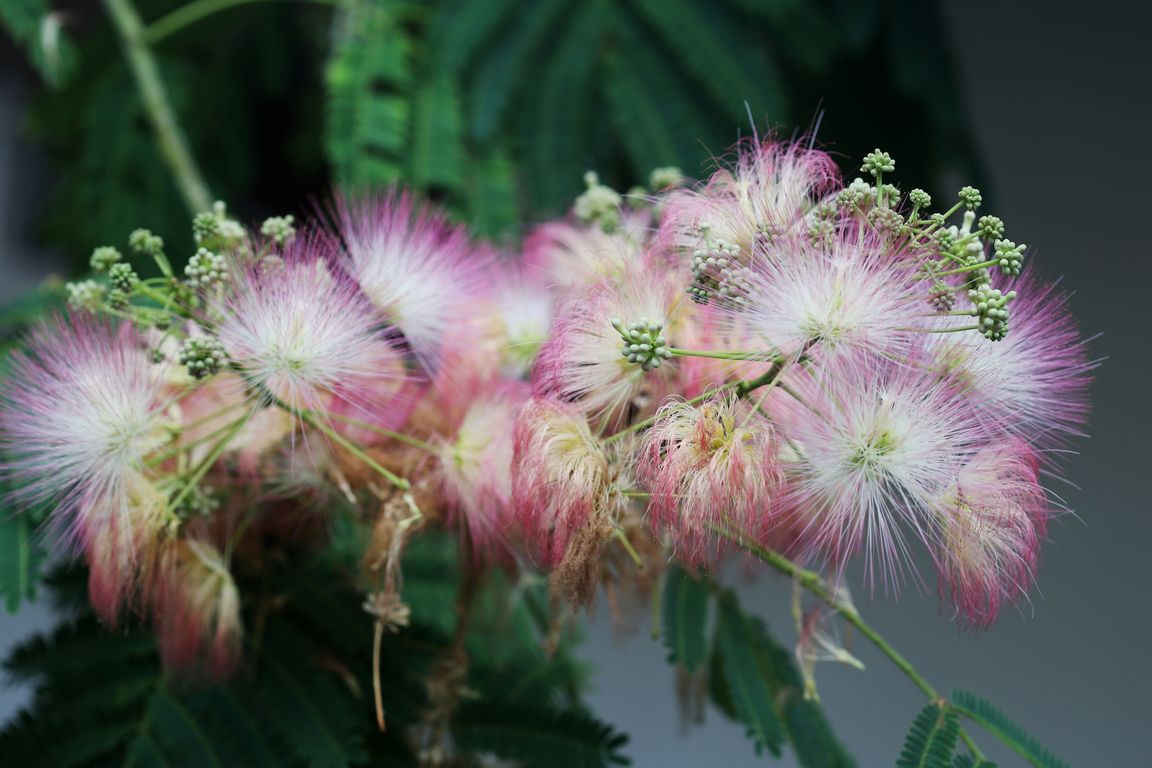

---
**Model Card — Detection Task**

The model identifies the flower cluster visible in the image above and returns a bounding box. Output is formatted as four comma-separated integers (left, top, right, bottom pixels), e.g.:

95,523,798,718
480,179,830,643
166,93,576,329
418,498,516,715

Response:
0,137,1093,679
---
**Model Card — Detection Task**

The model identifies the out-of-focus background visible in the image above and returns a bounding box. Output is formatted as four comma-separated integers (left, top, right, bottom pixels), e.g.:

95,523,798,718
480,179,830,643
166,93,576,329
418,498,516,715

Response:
2,0,1149,765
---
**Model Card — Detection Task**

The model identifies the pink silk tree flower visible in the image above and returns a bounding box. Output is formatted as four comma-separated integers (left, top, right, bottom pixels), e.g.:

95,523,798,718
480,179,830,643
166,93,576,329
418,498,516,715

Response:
153,538,243,679
334,190,493,375
935,439,1049,627
511,397,611,566
0,315,178,621
639,394,782,568
214,243,410,421
437,381,530,559
533,274,681,428
926,275,1094,457
658,138,840,265
523,214,650,293
709,224,927,362
768,351,999,591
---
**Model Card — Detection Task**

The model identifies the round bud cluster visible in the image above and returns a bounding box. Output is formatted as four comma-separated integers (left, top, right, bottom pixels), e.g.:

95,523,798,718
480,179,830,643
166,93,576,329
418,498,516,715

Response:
959,186,983,210
968,284,1016,341
574,171,622,233
836,177,876,210
175,484,220,518
260,215,296,245
90,246,122,273
928,281,956,313
908,188,932,210
129,229,164,257
185,248,227,289
648,166,684,191
977,215,1005,241
65,280,105,311
107,262,139,292
861,148,895,176
179,336,227,379
994,239,1026,277
192,212,219,244
611,317,671,371
808,218,836,249
867,206,903,233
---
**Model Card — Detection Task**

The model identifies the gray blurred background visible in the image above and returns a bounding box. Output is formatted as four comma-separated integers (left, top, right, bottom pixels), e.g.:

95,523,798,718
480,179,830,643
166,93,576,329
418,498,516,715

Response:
2,0,1150,765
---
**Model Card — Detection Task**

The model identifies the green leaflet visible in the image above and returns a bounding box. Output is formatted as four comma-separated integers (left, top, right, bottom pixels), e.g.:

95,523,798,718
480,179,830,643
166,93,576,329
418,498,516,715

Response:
453,702,631,768
410,75,465,191
895,704,960,768
0,513,42,613
661,565,710,672
325,0,413,189
713,592,787,756
951,690,1070,768
953,755,999,768
465,142,520,241
708,590,856,767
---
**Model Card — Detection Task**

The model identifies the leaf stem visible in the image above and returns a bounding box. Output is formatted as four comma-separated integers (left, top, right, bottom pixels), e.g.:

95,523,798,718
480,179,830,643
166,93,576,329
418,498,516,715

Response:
714,526,987,761
103,0,212,214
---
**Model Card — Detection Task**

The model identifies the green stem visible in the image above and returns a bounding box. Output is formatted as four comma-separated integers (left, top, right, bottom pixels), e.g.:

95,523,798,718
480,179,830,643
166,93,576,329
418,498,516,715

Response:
716,527,987,760
103,0,212,214
168,415,247,511
667,348,778,362
612,528,644,570
934,259,998,277
298,410,410,491
144,0,343,44
325,411,437,453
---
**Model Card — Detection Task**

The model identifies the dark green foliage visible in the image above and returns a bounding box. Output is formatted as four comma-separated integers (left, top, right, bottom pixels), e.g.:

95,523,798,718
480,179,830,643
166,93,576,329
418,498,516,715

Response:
951,691,1070,768
705,590,856,767
896,704,960,768
714,592,788,756
321,0,981,239
1,534,626,767
661,565,710,672
453,703,631,767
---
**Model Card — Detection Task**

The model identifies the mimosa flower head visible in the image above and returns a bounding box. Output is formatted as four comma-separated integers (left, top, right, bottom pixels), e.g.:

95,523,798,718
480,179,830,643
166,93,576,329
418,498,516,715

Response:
335,190,492,374
0,314,169,545
438,381,529,558
533,275,680,426
214,237,409,418
511,397,611,565
154,538,243,679
771,353,995,589
936,439,1048,627
659,137,839,263
639,394,782,567
927,275,1094,456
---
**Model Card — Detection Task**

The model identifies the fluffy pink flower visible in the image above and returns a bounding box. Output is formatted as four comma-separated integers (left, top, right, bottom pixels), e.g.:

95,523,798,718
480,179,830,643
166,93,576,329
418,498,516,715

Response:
438,382,530,558
0,315,179,620
926,275,1094,456
214,240,409,420
153,538,243,678
639,395,781,567
335,190,492,373
658,138,839,262
511,397,611,565
713,226,925,361
523,214,650,293
936,440,1048,626
533,274,681,426
769,352,997,589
